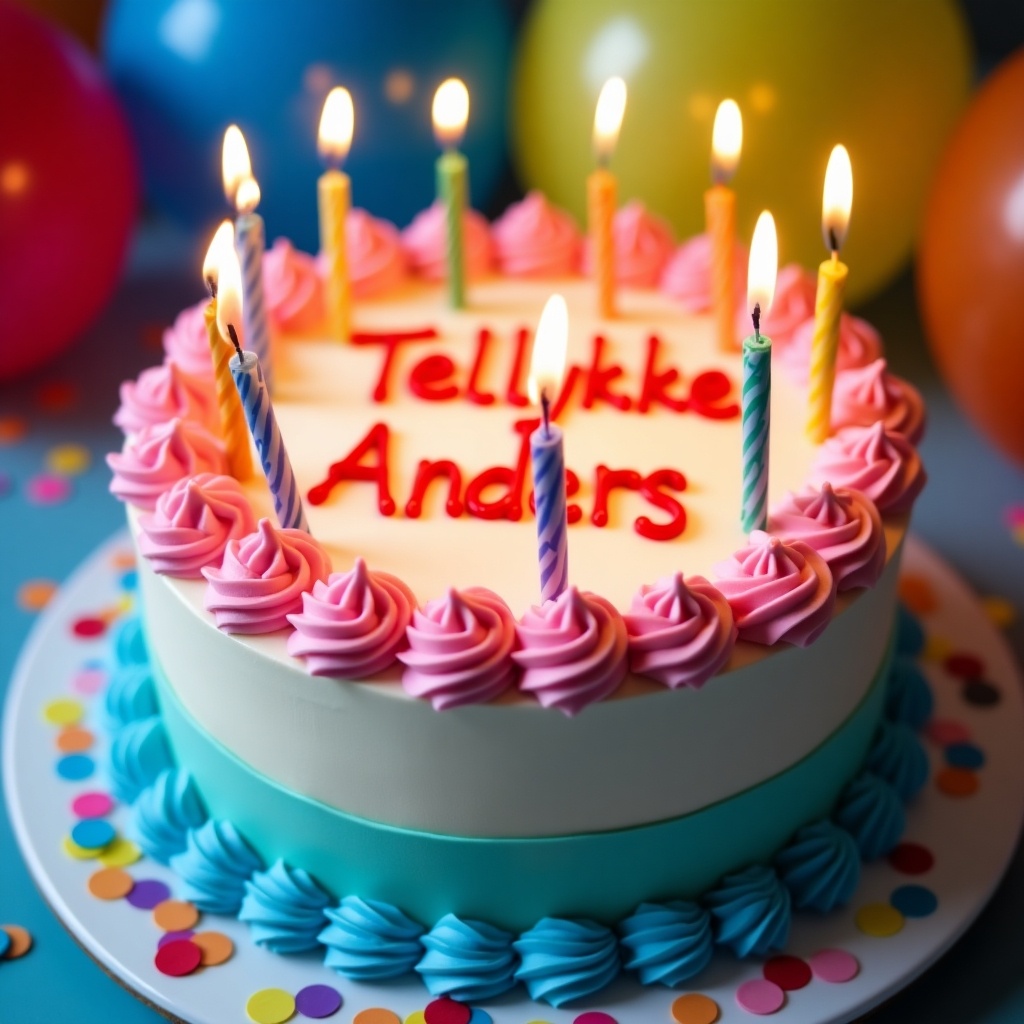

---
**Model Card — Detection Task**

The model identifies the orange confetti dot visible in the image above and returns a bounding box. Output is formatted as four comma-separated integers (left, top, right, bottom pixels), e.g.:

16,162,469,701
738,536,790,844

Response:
937,767,980,797
924,634,955,664
16,579,57,612
983,596,1016,629
672,992,721,1024
56,725,94,753
111,550,136,570
353,1011,402,1024
153,899,200,932
88,866,135,900
0,925,33,958
192,930,234,966
855,902,904,937
898,574,937,615
0,416,27,444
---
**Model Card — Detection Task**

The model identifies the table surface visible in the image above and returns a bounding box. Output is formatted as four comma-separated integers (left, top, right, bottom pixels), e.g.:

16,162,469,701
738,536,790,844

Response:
2,223,1023,1023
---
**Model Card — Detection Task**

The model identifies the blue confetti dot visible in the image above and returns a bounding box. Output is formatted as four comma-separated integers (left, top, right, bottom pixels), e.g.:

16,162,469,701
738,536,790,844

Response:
120,570,138,591
891,884,938,918
71,818,116,850
946,742,985,770
468,1010,493,1024
83,658,104,670
56,754,94,781
0,930,10,957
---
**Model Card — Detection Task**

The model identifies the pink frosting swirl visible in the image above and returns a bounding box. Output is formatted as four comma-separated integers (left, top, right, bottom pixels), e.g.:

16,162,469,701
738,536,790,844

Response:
107,418,227,511
624,573,737,689
770,483,886,592
263,238,324,333
346,208,408,298
810,422,926,516
491,191,581,277
513,587,628,716
286,557,417,678
582,200,675,287
202,518,332,635
713,533,836,647
735,263,817,349
397,587,516,709
831,358,926,444
401,202,494,282
161,299,214,381
137,473,257,578
659,232,748,313
113,360,216,436
779,312,882,384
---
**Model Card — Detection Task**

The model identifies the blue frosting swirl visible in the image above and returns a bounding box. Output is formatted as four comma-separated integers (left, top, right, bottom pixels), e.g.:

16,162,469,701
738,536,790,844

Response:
513,917,620,1007
320,896,425,980
104,663,158,728
704,864,791,958
107,715,172,803
170,819,263,914
416,913,518,1000
239,859,332,953
834,771,905,861
131,768,207,864
619,900,712,987
895,603,926,658
775,819,860,912
866,721,929,801
112,615,148,667
885,655,934,730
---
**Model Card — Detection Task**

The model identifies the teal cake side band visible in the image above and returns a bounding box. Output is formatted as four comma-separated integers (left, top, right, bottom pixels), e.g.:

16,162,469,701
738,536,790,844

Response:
153,642,891,932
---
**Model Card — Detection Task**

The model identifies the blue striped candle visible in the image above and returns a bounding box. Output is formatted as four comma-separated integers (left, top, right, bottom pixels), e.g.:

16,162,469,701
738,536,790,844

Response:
531,421,569,603
235,208,272,389
230,348,308,532
740,331,771,533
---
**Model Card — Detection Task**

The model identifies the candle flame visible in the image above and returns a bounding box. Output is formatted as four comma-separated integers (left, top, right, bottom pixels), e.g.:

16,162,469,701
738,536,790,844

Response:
432,78,469,148
202,219,235,288
822,144,853,253
528,294,569,407
711,99,742,184
592,77,627,163
216,246,245,350
747,211,778,318
318,86,354,165
235,175,261,215
222,124,253,208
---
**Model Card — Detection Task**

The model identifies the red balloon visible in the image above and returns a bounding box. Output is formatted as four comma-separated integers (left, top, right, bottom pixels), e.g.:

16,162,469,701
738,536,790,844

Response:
0,4,137,382
918,49,1024,466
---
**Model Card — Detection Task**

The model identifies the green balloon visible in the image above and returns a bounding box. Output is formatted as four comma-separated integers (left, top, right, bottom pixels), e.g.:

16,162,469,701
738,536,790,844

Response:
512,0,971,305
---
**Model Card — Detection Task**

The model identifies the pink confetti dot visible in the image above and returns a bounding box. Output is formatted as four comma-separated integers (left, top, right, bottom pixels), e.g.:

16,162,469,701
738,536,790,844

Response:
73,669,107,695
574,1014,619,1024
424,998,471,1024
71,793,114,819
25,473,72,505
736,979,785,1015
809,948,860,984
927,718,972,747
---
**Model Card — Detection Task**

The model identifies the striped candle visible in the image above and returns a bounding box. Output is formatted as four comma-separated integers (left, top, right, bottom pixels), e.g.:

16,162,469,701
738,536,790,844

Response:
235,202,272,387
318,87,354,341
740,330,772,533
203,298,252,480
531,422,569,603
437,149,467,308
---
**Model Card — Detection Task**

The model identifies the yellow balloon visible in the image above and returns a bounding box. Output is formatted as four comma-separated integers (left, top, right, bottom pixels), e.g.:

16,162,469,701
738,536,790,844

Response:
512,0,971,305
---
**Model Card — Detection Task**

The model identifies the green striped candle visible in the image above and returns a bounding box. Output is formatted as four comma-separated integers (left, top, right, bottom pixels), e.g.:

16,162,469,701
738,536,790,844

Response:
436,149,467,308
741,311,771,534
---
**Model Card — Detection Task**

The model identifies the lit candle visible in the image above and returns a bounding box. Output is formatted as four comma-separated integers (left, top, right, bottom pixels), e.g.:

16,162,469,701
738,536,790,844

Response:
432,78,470,309
318,87,354,342
528,294,570,603
806,144,853,442
706,99,743,350
222,125,272,386
741,211,778,534
202,221,252,481
588,77,626,319
219,247,309,533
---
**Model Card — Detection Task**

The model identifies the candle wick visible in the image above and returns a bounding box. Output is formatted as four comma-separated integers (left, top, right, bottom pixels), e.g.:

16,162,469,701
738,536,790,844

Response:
227,324,243,360
541,390,552,439
206,276,218,299
752,302,761,342
828,227,839,257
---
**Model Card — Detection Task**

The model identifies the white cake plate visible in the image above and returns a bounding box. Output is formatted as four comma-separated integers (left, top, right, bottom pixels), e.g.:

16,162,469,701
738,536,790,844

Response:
5,531,1024,1024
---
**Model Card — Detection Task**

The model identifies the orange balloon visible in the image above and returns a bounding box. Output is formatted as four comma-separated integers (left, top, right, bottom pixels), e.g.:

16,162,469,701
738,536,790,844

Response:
918,49,1024,466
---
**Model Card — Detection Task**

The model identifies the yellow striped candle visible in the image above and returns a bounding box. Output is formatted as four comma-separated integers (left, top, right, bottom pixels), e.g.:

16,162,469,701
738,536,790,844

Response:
318,87,354,341
589,77,626,319
707,99,742,351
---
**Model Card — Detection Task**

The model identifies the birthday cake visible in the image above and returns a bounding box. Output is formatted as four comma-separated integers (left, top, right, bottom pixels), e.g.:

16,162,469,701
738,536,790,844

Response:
105,192,928,1007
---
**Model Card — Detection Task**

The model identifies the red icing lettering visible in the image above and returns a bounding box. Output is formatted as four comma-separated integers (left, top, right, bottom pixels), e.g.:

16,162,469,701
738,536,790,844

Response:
405,460,464,518
506,327,530,407
307,422,396,515
466,329,496,406
637,468,687,540
529,468,583,525
465,418,533,521
582,335,631,412
689,370,739,420
637,334,688,413
591,465,643,527
353,327,439,402
409,354,459,401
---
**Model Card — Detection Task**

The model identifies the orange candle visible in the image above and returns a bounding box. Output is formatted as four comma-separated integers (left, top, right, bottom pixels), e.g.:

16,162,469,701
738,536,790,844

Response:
588,77,626,319
706,99,743,351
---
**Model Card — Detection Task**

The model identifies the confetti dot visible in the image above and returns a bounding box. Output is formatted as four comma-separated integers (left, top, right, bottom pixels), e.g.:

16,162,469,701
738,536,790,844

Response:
405,1013,427,1024
0,926,32,959
927,718,973,746
72,668,107,694
35,380,78,411
295,984,342,1019
42,697,84,726
923,634,954,663
127,879,172,910
763,955,811,991
425,999,472,1024
158,930,196,948
63,835,102,860
467,1011,492,1024
0,416,27,444
192,930,234,966
155,938,202,977
71,819,116,851
888,842,935,875
946,742,986,769
808,948,859,984
99,837,142,867
735,979,785,1015
56,753,94,780
26,473,72,505
247,988,297,1024
0,931,9,957
111,549,136,569
353,1012,401,1024
72,617,106,639
671,993,720,1024
46,443,91,476
17,579,57,612
945,652,984,679
891,884,938,918
57,725,95,753
88,866,135,900
120,569,139,591
898,575,937,615
937,767,980,797
573,1015,617,1024
983,596,1016,628
964,680,1001,707
72,792,113,818
153,899,200,932
855,903,905,937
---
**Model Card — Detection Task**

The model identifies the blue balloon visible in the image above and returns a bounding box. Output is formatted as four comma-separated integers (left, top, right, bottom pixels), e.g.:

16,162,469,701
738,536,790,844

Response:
102,0,513,250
